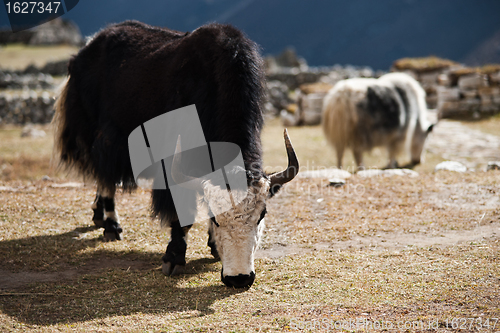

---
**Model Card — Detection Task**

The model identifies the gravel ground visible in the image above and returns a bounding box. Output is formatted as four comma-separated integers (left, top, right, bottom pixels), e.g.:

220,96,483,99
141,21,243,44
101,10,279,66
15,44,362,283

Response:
427,119,500,171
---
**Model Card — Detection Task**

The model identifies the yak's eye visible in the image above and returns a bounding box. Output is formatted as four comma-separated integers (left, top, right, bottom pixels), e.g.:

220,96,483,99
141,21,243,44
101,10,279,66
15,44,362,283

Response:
257,208,267,225
210,216,220,227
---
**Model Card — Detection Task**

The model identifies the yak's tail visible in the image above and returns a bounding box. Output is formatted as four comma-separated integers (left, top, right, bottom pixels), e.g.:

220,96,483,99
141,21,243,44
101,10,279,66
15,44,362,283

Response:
51,77,70,168
322,82,357,165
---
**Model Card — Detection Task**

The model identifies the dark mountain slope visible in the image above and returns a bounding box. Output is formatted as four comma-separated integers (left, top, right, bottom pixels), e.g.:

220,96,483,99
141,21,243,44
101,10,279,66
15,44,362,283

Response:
2,0,499,69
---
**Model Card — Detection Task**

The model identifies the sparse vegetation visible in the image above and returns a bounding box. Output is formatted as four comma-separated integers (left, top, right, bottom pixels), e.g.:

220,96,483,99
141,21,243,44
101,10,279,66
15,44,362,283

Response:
1,44,499,332
1,118,499,331
298,82,333,95
0,44,79,71
392,56,459,72
450,64,500,77
461,113,500,137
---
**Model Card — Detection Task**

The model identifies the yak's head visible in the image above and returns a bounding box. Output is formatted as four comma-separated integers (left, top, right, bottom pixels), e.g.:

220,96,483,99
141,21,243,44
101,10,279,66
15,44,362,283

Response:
410,121,434,166
172,129,298,288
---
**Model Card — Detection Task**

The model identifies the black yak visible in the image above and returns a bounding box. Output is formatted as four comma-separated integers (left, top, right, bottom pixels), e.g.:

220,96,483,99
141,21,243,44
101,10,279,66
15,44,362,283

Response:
53,21,298,288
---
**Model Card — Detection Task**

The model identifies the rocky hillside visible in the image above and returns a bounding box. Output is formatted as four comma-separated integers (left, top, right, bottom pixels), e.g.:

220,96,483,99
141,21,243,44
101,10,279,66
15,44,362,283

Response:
42,0,500,69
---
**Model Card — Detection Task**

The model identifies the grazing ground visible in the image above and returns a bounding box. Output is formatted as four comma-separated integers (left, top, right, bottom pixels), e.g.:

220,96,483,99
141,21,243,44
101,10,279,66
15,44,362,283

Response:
0,117,499,332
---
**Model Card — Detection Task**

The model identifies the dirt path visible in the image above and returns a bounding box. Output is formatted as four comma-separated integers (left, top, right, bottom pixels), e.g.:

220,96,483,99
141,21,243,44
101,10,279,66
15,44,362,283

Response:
257,223,500,259
427,119,500,170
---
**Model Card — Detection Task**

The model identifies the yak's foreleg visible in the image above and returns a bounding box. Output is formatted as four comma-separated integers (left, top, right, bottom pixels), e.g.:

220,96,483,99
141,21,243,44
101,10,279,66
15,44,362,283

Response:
335,144,344,169
353,147,365,171
91,192,104,228
208,217,220,260
156,188,196,276
386,140,402,169
95,184,123,241
162,220,193,276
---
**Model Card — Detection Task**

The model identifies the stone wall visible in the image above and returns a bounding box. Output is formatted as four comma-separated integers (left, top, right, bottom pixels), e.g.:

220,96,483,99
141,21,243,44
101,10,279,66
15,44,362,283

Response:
270,63,382,126
0,91,55,124
391,57,463,109
0,59,68,125
0,71,55,90
437,68,500,119
391,57,500,119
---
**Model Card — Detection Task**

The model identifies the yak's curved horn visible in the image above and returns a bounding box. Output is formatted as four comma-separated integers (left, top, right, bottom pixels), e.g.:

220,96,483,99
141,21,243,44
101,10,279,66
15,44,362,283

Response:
171,135,204,191
269,129,299,189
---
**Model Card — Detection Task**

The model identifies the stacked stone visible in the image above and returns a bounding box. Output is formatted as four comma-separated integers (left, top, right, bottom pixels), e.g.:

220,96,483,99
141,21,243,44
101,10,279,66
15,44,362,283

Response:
0,91,55,124
265,80,293,116
266,65,378,91
0,58,68,124
391,57,460,109
437,67,500,119
391,57,500,119
266,68,332,90
276,65,380,126
0,18,83,46
266,49,380,126
280,82,333,126
0,70,55,90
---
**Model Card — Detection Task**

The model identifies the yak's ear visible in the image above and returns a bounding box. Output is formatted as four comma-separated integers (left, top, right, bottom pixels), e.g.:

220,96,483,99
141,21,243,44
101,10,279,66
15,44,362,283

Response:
427,124,435,133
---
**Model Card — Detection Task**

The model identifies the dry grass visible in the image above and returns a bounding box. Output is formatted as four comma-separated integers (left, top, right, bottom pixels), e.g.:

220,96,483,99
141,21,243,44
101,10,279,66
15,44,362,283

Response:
460,113,500,137
0,125,77,181
480,64,500,74
1,244,498,331
298,82,333,94
1,44,499,332
450,64,500,76
0,173,499,331
262,117,442,174
392,56,459,73
0,44,80,71
1,118,499,331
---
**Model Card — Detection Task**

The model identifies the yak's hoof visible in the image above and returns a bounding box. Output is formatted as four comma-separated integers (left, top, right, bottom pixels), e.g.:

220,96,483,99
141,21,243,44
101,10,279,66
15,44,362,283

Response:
209,244,220,261
211,251,220,261
162,262,185,276
103,218,122,241
103,230,121,241
93,219,104,228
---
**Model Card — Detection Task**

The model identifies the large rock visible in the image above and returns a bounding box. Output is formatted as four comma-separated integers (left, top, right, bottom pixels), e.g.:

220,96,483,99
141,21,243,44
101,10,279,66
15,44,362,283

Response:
275,48,305,68
29,18,83,46
486,161,500,171
299,168,352,179
435,161,467,172
0,18,82,46
458,73,487,90
266,80,292,115
356,169,419,178
21,124,46,138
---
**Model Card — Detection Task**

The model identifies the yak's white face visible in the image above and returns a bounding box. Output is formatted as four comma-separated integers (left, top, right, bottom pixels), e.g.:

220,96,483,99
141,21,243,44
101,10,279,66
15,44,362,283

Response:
410,122,434,165
203,178,270,288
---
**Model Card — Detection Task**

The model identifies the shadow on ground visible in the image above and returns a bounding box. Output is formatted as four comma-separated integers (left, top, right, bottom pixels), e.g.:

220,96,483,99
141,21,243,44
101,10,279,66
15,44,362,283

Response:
0,227,238,326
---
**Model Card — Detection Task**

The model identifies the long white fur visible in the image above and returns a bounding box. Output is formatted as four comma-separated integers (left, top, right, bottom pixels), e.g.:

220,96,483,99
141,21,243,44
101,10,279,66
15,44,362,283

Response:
104,211,119,222
379,72,430,156
203,178,269,277
322,73,430,166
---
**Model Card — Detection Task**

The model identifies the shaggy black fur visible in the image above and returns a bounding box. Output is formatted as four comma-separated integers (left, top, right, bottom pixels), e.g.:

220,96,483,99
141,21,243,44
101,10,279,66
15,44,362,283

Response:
55,20,266,225
364,85,401,131
354,85,408,151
